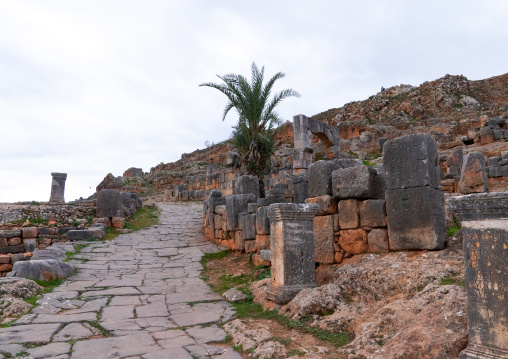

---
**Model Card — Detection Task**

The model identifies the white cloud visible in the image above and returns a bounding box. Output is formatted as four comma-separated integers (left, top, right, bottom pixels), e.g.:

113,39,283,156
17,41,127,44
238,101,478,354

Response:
1,0,507,202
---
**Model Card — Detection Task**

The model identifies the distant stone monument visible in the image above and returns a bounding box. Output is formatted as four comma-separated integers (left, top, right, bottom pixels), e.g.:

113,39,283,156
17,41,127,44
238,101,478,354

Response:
449,193,508,359
49,173,67,203
266,203,319,304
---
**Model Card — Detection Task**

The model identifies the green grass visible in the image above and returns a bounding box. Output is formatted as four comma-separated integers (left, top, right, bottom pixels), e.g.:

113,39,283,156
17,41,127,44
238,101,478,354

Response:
288,348,306,357
104,227,119,241
439,276,465,287
201,252,352,348
362,159,375,167
447,225,461,237
124,206,161,231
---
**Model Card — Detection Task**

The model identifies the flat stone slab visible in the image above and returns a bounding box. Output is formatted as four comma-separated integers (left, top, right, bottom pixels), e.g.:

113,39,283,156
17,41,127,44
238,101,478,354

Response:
81,287,140,297
32,312,97,324
28,342,71,359
170,302,232,327
0,323,61,344
53,323,94,342
71,332,157,359
142,347,193,359
186,324,227,343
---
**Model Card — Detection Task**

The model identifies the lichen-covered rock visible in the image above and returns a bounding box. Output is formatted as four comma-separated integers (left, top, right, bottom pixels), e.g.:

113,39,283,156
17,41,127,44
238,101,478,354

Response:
223,319,273,351
0,277,42,321
249,340,288,359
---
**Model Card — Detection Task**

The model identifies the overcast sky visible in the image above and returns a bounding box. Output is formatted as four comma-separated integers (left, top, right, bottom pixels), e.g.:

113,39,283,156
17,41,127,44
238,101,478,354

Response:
1,0,507,203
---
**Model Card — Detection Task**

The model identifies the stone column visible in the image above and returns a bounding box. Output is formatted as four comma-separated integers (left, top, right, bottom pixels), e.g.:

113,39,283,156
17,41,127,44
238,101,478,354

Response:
448,193,508,359
49,172,67,202
266,203,319,304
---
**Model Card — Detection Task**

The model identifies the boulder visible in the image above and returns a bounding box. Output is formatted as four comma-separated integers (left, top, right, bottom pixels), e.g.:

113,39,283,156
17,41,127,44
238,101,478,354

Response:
8,259,74,281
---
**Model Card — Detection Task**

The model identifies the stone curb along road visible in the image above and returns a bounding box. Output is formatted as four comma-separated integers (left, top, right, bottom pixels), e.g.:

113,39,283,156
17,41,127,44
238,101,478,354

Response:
0,203,242,359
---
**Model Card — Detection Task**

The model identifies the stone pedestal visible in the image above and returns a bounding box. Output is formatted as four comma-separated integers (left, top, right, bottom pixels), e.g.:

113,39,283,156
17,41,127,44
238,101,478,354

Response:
49,173,67,202
266,203,319,304
449,193,508,359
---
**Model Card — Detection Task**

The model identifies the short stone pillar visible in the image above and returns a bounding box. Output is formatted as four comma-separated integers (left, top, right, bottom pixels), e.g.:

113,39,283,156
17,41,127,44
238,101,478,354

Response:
266,203,319,304
449,193,508,359
49,173,67,202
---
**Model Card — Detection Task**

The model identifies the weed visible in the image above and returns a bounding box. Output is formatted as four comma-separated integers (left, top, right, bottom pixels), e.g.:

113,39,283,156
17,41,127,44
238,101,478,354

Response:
232,344,243,352
200,250,231,271
447,226,461,237
362,160,375,167
87,320,113,337
270,337,292,345
347,150,358,158
124,206,161,231
15,351,29,357
439,276,465,287
288,348,306,357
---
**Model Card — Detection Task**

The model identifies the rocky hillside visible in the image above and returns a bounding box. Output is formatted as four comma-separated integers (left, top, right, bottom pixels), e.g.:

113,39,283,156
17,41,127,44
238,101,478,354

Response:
95,73,508,199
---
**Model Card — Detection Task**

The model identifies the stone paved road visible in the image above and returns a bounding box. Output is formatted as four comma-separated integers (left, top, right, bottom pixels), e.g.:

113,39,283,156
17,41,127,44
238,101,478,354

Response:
0,203,242,359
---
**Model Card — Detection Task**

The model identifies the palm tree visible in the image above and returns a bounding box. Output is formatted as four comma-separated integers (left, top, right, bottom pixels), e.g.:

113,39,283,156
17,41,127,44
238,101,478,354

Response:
200,62,300,196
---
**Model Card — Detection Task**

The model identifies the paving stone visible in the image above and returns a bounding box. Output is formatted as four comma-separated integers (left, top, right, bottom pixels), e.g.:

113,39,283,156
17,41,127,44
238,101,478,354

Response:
170,302,232,327
109,296,141,306
27,342,70,359
142,347,193,359
186,324,227,343
102,305,135,321
185,344,224,357
0,344,24,356
71,332,156,359
53,323,94,342
81,287,140,297
32,312,97,324
0,323,61,344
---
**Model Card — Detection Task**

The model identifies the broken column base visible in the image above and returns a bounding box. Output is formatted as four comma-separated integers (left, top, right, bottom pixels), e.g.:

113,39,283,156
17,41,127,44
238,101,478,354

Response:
459,344,508,359
266,283,314,305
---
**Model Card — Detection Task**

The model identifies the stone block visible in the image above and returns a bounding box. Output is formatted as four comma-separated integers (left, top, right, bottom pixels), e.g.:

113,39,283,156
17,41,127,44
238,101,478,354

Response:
305,195,338,215
359,200,386,227
244,240,257,253
22,227,38,238
247,203,257,214
332,165,382,199
239,213,256,240
67,228,104,241
22,239,37,252
308,160,340,197
256,206,271,235
0,238,7,247
293,179,309,203
257,197,285,207
488,165,508,178
458,152,489,194
215,205,226,215
338,200,359,229
234,231,245,251
383,133,440,190
10,253,24,264
266,203,319,304
225,194,256,231
0,263,13,272
96,189,124,218
92,217,112,227
111,217,125,229
58,227,75,235
313,215,335,264
446,148,463,168
260,249,271,262
367,229,389,252
494,129,504,140
236,175,260,198
256,235,270,251
386,187,446,250
49,172,67,202
38,238,52,245
0,230,21,238
0,255,10,264
488,156,501,167
338,229,368,254
333,214,340,232
252,253,270,267
0,245,24,254
7,237,21,246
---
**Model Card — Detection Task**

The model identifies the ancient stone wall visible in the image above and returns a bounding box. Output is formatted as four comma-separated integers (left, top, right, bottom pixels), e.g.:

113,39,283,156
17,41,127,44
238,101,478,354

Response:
0,203,95,225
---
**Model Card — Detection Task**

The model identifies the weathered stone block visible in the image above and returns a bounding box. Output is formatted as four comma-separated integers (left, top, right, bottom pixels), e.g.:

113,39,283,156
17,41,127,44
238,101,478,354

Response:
58,227,75,235
338,229,368,254
367,229,389,252
488,166,508,178
308,161,340,197
257,197,285,207
266,203,319,304
234,231,245,251
22,227,38,239
96,189,124,218
7,237,21,246
332,166,382,199
67,228,104,241
244,240,257,253
338,200,359,229
0,255,10,264
386,187,446,250
236,175,260,198
0,245,24,254
0,238,7,247
313,215,335,264
247,203,257,214
225,194,256,231
9,259,74,281
239,213,256,240
49,172,67,202
383,133,440,190
459,152,489,194
305,195,338,215
255,235,270,251
256,206,271,235
359,200,386,227
0,230,21,238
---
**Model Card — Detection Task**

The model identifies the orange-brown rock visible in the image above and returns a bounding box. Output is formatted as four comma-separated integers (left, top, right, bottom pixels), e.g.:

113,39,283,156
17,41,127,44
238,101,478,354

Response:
0,264,13,272
111,217,125,229
338,229,368,254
